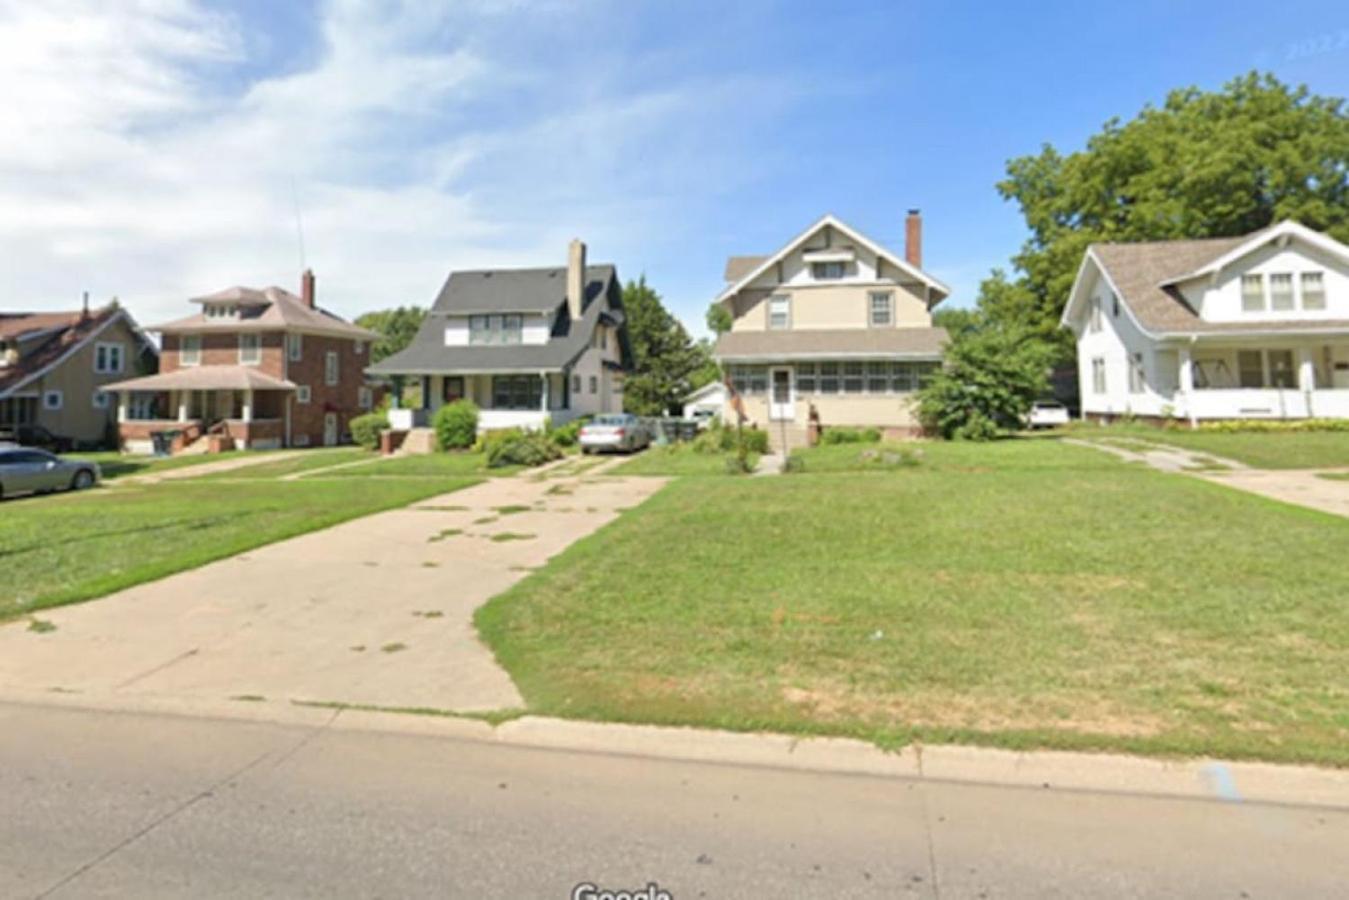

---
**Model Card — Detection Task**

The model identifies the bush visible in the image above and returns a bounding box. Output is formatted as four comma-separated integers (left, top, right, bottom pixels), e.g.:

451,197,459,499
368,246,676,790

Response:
724,454,754,474
740,427,770,454
781,452,806,474
819,426,881,445
479,428,563,469
917,320,1053,440
550,416,590,448
1195,418,1349,434
349,411,388,450
434,399,479,450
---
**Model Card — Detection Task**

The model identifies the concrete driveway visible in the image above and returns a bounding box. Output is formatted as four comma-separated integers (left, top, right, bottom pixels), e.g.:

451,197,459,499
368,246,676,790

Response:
0,461,665,715
1197,467,1349,518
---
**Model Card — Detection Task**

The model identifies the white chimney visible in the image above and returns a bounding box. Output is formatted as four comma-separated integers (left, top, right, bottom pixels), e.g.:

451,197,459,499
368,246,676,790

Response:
567,239,586,321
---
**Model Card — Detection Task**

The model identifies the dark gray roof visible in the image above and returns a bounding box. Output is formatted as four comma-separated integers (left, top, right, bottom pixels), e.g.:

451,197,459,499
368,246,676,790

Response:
429,264,617,314
368,265,632,375
714,327,947,360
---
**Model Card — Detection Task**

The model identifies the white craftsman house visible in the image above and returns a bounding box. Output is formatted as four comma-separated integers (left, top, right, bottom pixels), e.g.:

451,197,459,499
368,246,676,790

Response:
368,240,632,433
1062,220,1349,424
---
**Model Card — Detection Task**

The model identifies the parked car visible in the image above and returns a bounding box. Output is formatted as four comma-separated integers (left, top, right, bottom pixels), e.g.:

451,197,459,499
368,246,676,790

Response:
578,414,651,454
1025,400,1071,429
0,424,74,453
0,447,100,500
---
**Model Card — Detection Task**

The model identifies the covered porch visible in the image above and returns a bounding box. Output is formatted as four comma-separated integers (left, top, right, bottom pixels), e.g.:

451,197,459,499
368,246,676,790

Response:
1166,336,1349,423
101,366,296,454
387,370,576,433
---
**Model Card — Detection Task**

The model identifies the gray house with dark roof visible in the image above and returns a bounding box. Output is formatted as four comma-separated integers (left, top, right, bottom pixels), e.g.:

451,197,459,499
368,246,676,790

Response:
1062,220,1349,424
369,240,632,431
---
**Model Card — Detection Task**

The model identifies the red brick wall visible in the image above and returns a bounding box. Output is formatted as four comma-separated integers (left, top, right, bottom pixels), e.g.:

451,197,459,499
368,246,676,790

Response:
160,332,284,377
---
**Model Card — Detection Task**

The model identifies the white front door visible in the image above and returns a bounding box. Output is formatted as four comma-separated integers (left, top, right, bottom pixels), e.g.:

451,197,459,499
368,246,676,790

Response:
769,367,794,421
323,412,338,446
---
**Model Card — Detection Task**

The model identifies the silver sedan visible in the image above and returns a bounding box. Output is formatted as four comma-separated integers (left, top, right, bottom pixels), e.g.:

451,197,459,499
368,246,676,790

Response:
578,414,651,454
0,446,100,500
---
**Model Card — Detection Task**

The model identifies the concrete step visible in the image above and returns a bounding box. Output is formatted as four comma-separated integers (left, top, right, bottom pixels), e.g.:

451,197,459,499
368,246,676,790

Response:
398,427,438,455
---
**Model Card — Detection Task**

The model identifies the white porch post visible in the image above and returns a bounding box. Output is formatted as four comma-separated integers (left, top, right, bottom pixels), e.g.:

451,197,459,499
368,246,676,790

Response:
539,372,549,421
1298,347,1316,418
242,389,254,423
117,391,128,424
1178,346,1196,429
178,391,190,423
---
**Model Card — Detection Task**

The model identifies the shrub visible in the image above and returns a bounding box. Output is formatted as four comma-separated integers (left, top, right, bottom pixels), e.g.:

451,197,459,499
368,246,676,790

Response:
550,416,590,448
480,428,563,469
1195,418,1349,434
781,452,806,474
739,427,770,454
916,320,1054,440
724,454,754,474
349,411,388,450
819,426,881,445
434,399,479,450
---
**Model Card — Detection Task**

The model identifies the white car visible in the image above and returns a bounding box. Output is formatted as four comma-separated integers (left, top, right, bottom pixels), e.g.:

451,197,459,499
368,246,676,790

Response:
578,414,651,454
1026,400,1070,429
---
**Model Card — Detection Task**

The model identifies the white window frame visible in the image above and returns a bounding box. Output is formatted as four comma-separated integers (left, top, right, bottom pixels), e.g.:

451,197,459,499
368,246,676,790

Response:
767,294,791,330
811,261,845,280
238,333,262,365
325,351,339,386
1091,358,1106,394
469,315,492,345
180,334,202,366
287,333,303,362
1241,274,1265,312
500,314,523,345
1300,271,1326,311
93,342,125,374
1088,298,1103,332
91,390,109,409
296,385,312,404
357,386,373,409
1268,273,1294,312
1128,352,1146,394
868,292,893,327
43,389,63,411
588,375,598,394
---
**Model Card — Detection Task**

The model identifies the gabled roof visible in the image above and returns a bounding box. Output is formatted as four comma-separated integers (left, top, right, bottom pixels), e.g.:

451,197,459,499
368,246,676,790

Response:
715,214,950,305
0,304,156,398
156,286,377,341
428,264,617,315
367,264,633,375
1061,221,1349,337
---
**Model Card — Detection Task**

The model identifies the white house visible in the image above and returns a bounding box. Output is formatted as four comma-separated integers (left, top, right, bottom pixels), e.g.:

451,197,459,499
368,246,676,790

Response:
1062,220,1349,425
682,381,726,420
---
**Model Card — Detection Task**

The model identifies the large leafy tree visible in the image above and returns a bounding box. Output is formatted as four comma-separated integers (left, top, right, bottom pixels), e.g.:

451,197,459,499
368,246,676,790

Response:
992,72,1349,349
621,276,707,416
355,306,426,364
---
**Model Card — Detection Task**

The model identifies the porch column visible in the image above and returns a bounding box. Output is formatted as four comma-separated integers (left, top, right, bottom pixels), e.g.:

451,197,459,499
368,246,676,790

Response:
1298,347,1316,418
421,376,430,410
242,389,254,423
391,376,403,409
539,372,550,415
117,391,128,424
1178,346,1196,429
178,391,190,423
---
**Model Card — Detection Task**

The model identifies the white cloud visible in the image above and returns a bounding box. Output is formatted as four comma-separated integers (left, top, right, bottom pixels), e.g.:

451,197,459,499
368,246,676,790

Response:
0,0,814,326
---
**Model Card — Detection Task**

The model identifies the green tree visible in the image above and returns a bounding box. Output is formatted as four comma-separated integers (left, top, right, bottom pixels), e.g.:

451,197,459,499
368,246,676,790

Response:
994,72,1349,347
355,306,426,364
621,276,705,416
917,316,1054,441
705,302,732,336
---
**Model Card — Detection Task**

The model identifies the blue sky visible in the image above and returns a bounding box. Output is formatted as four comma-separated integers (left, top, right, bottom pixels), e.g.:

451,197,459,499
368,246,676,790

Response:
2,1,1346,335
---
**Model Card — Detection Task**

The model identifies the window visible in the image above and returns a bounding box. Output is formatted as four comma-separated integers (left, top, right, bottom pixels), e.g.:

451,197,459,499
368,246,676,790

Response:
1301,272,1326,310
297,385,312,404
492,375,543,410
238,333,261,365
729,365,768,395
94,342,124,374
325,351,339,386
0,396,38,428
767,294,791,330
1091,358,1106,394
1241,274,1265,312
358,387,373,410
287,333,303,362
589,375,598,394
1089,298,1103,332
500,314,523,345
469,315,492,345
180,335,201,366
1128,352,1146,394
891,361,916,393
91,390,109,409
129,393,157,420
866,361,889,393
43,389,63,410
1267,350,1296,388
572,374,581,394
842,361,864,394
869,292,893,327
796,363,816,394
354,340,365,356
1269,273,1294,312
1237,350,1264,388
818,362,839,394
811,261,845,280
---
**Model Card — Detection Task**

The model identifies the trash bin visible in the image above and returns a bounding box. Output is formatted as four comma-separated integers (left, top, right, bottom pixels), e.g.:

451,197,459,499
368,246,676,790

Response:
150,430,179,457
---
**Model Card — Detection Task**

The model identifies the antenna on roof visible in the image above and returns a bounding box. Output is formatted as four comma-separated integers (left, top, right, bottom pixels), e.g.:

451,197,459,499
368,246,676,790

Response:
290,175,307,271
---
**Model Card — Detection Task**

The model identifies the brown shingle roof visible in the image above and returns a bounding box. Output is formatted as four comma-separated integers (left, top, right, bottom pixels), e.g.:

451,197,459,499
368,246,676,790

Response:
156,287,377,341
714,327,948,360
101,366,296,392
723,255,767,282
0,311,84,341
0,306,126,396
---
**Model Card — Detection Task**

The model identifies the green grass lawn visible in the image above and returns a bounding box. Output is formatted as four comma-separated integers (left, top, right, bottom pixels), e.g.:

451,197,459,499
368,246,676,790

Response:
1,470,479,619
1067,423,1349,469
320,451,519,478
78,449,267,481
612,444,759,476
192,447,371,480
478,438,1349,766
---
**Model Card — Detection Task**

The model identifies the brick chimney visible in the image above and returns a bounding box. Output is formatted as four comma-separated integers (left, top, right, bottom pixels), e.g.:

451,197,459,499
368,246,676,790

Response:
301,268,316,308
566,239,586,321
905,209,922,269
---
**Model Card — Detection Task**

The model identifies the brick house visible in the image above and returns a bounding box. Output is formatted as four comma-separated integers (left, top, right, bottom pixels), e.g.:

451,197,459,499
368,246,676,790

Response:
103,271,378,453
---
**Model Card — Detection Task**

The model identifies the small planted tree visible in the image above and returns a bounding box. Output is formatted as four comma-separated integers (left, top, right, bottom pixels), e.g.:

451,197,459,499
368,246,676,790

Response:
434,399,479,450
917,320,1053,440
349,411,388,450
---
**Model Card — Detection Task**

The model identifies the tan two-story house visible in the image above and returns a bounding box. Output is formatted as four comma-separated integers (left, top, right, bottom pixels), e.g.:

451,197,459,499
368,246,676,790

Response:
103,271,378,453
712,213,950,445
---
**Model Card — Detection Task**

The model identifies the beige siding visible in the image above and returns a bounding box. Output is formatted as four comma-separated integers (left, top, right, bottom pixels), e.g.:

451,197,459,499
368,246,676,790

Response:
730,392,920,430
33,317,145,444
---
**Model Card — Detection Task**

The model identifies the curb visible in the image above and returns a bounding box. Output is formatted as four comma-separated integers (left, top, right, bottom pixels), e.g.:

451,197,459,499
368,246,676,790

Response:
3,689,1347,810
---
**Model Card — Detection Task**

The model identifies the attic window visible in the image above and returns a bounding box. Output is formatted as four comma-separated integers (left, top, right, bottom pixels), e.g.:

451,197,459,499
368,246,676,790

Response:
811,262,845,280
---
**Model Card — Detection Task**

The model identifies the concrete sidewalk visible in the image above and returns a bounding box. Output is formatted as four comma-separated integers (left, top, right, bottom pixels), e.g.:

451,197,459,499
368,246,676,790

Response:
1198,467,1349,518
0,469,665,713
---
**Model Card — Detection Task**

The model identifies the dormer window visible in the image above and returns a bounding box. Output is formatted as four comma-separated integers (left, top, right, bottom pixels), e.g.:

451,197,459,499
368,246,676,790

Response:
205,304,239,320
1301,272,1326,310
1241,274,1264,312
811,261,845,280
1269,273,1294,311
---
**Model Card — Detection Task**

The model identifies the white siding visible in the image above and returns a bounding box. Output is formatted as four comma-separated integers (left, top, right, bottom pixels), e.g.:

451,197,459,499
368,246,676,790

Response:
1186,240,1349,323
